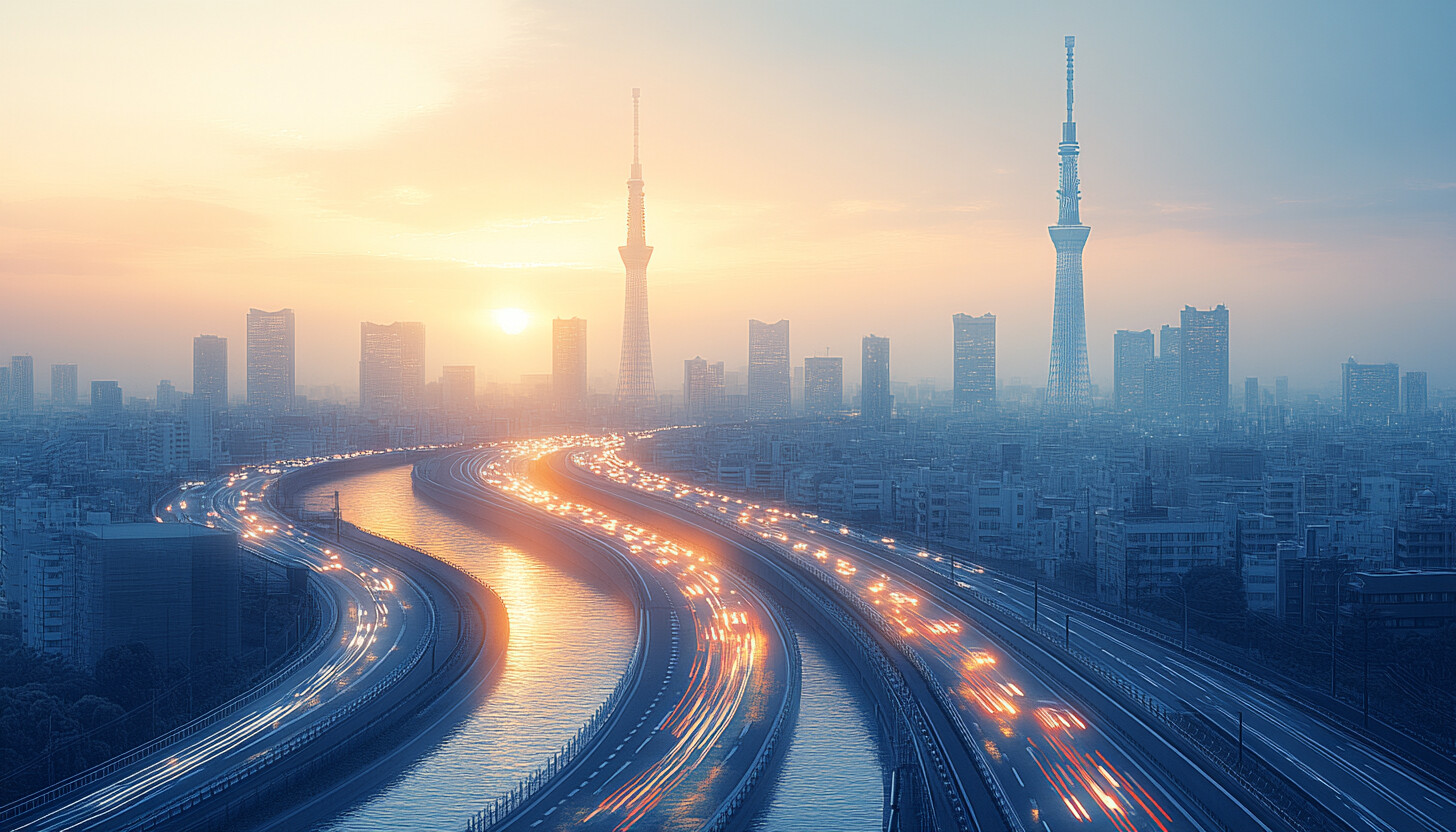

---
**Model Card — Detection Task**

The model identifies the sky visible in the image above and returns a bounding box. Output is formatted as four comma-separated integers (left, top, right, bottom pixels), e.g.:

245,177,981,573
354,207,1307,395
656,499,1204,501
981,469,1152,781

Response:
3,0,1454,399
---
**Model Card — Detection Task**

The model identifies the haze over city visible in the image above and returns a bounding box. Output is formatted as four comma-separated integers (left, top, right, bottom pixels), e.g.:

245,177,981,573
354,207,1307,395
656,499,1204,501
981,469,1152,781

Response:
4,6,1456,832
5,1,1454,396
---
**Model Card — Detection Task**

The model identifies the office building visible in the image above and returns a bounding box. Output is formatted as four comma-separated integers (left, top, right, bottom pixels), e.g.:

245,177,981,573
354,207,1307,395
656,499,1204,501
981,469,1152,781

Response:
10,355,34,412
683,357,724,421
182,395,215,467
90,381,122,416
1244,377,1259,415
552,317,588,411
1180,305,1229,412
616,89,656,406
246,308,295,412
953,313,996,409
359,321,426,415
1112,329,1153,410
156,379,180,411
1274,376,1289,408
1342,358,1399,419
804,357,843,416
1403,371,1428,414
861,335,892,425
1146,326,1182,413
441,365,476,413
73,524,241,669
193,334,229,411
748,319,791,419
1045,37,1092,414
50,363,78,408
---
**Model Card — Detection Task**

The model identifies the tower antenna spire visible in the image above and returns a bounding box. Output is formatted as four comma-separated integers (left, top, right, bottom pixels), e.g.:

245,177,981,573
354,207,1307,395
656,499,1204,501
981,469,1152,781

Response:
632,87,641,172
1065,35,1075,123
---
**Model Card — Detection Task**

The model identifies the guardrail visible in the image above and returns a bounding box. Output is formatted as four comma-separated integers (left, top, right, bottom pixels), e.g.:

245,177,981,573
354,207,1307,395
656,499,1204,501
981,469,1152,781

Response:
679,504,989,832
463,613,645,832
0,551,335,824
113,556,440,831
702,594,801,832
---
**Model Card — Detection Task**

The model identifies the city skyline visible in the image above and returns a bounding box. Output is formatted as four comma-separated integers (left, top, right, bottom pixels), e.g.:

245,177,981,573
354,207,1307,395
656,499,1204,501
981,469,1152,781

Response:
4,3,1454,397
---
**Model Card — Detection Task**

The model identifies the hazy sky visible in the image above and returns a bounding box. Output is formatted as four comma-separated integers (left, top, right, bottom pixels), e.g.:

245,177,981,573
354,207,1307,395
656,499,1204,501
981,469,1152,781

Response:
3,1,1454,398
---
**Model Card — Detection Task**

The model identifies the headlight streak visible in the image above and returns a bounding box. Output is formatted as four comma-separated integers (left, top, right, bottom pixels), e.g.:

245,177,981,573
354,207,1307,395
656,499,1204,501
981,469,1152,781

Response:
580,444,1180,831
472,435,768,831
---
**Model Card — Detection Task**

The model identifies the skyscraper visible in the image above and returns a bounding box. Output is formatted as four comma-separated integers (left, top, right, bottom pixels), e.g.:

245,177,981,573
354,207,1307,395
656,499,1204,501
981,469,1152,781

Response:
616,89,655,407
441,365,476,414
1343,359,1399,419
952,313,996,409
91,381,122,416
1180,305,1229,412
0,367,8,410
359,321,426,415
861,335,892,426
1045,36,1092,414
748,319,791,419
804,357,843,415
246,308,295,412
10,356,35,413
1113,330,1154,410
552,317,588,412
193,334,228,411
1146,326,1182,413
50,363,77,408
1244,377,1260,415
683,357,724,421
1274,376,1290,408
1403,371,1428,414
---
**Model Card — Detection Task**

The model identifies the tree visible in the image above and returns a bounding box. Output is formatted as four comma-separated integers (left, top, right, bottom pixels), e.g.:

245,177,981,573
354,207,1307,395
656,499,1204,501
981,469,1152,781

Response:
94,643,160,711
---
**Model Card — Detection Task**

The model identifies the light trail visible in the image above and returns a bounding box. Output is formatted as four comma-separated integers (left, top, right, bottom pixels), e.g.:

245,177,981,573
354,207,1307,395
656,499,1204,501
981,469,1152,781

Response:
462,436,772,831
576,441,1188,832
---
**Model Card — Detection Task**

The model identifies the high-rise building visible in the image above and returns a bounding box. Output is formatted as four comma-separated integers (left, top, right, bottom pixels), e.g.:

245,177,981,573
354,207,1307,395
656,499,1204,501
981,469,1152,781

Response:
748,319,791,419
1045,36,1092,414
804,357,843,415
616,89,655,407
0,367,8,410
1274,376,1290,408
156,379,180,411
861,335,892,425
193,334,228,411
1403,371,1428,414
246,308,295,412
441,365,476,413
90,381,122,416
359,322,426,415
1112,329,1154,410
953,313,996,409
50,363,77,408
1244,377,1259,415
9,356,34,412
1342,359,1399,419
683,357,724,421
1146,326,1182,413
552,317,588,412
1180,305,1229,412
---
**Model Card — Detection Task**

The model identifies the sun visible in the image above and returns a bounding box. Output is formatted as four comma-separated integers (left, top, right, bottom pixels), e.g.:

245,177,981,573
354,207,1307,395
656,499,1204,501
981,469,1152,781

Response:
492,307,529,335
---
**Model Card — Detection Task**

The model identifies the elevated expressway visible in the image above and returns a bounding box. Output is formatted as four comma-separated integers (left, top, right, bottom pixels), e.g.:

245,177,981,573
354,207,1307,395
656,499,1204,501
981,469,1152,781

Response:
415,442,797,832
0,452,503,832
552,441,1295,832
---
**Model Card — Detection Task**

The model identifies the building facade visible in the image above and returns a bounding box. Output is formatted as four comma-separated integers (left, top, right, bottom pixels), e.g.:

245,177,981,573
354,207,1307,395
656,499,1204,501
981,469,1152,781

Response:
359,321,426,415
552,317,588,412
748,319,791,419
246,307,295,412
1342,358,1400,419
861,335,892,426
953,313,996,409
804,356,843,416
1180,305,1229,412
1112,329,1153,410
193,334,229,411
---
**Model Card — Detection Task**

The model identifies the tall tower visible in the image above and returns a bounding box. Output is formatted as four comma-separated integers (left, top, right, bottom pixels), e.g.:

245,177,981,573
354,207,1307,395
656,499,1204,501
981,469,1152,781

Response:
616,88,656,407
1045,36,1092,414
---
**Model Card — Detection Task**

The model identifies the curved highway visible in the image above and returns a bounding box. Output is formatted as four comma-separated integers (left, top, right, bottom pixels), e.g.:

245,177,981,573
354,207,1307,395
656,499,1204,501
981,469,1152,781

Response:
568,443,1274,832
3,455,438,832
418,441,796,832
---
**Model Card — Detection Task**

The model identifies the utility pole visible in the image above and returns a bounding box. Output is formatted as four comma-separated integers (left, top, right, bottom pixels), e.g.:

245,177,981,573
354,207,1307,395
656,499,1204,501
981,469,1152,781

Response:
1033,579,1040,630
1065,614,1071,648
1182,590,1189,653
